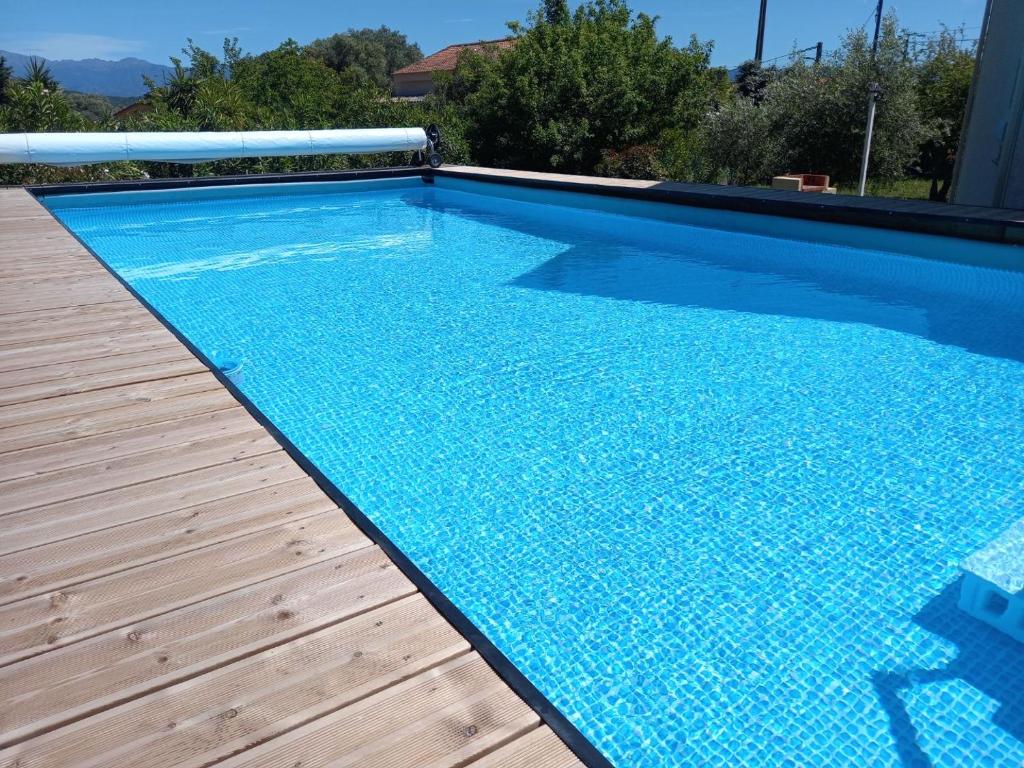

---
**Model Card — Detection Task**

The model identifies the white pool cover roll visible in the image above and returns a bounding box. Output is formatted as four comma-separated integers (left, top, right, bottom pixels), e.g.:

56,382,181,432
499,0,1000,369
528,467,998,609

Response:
0,127,429,165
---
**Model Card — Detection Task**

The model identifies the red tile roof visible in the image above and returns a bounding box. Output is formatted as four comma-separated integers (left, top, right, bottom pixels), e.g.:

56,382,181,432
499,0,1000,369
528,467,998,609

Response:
393,38,515,76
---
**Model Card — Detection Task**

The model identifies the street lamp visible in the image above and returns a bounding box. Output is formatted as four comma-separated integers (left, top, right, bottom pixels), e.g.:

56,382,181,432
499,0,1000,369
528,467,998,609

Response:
857,82,883,196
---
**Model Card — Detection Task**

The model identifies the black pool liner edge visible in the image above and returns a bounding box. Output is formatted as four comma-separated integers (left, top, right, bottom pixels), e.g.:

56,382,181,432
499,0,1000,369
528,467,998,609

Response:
31,174,617,768
429,168,1024,248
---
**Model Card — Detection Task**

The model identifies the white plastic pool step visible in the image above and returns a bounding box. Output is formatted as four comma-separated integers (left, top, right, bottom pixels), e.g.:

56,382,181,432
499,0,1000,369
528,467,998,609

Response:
959,517,1024,643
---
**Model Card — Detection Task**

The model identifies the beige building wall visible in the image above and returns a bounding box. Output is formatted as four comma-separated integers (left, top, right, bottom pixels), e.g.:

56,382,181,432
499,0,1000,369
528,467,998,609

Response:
951,0,1024,209
392,72,436,99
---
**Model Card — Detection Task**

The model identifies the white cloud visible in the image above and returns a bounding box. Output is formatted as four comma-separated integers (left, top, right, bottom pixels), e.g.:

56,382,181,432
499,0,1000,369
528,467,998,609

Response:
0,33,145,60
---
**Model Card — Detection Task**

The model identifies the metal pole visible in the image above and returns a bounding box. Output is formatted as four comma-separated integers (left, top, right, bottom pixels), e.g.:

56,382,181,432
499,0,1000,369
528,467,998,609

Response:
871,0,884,57
755,0,768,63
858,84,882,196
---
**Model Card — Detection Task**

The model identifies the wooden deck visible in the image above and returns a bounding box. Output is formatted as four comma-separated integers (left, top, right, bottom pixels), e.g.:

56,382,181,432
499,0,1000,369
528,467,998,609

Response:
0,187,584,768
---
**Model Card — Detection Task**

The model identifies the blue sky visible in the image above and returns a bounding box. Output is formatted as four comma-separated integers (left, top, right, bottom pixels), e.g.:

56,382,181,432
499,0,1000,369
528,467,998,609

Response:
0,0,986,69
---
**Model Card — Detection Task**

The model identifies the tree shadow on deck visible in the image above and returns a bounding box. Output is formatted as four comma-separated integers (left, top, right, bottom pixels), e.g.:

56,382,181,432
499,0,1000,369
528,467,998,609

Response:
871,579,1024,767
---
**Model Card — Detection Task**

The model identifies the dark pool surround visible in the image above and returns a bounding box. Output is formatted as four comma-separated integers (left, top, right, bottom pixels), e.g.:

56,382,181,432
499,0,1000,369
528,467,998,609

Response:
27,163,1024,246
432,168,1024,247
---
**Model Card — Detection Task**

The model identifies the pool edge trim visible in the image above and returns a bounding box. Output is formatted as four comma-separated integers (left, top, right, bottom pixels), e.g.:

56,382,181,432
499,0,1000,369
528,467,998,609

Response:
24,163,1024,247
32,174,616,768
432,166,1024,247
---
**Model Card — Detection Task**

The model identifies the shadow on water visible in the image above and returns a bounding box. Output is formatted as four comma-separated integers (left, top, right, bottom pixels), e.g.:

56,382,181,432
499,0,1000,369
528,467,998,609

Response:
872,579,1024,767
406,194,1024,364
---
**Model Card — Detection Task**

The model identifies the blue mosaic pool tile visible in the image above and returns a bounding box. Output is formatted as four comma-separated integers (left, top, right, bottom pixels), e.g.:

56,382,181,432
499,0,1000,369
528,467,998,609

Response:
49,180,1024,767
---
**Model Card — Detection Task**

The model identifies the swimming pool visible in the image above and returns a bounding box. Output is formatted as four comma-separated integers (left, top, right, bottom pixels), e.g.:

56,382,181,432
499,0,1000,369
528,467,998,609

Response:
44,176,1024,766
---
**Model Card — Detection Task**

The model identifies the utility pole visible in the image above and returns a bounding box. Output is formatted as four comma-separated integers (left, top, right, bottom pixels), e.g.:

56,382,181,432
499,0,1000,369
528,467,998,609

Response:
871,0,884,57
858,83,882,196
754,0,768,63
814,41,823,63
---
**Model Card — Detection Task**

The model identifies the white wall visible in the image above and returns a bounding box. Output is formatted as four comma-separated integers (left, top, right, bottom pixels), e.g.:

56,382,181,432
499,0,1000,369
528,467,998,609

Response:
951,0,1024,209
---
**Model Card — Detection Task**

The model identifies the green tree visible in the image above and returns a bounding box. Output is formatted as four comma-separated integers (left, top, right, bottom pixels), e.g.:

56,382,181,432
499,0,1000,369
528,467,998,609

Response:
756,15,924,185
306,27,422,88
543,0,570,25
0,80,82,132
0,56,12,105
699,97,781,185
231,41,351,128
23,57,59,91
914,27,974,201
461,0,718,176
733,59,775,105
65,91,114,123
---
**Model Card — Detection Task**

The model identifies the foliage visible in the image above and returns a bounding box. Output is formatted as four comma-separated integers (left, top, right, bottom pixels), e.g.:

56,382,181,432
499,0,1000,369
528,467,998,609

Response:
732,59,775,105
0,80,83,132
0,56,11,106
0,79,143,185
699,15,931,187
306,27,421,88
835,176,931,200
65,91,114,122
457,0,720,175
776,18,925,183
125,37,466,178
24,57,59,91
699,97,781,185
543,0,571,25
595,144,666,180
0,0,979,198
913,27,975,200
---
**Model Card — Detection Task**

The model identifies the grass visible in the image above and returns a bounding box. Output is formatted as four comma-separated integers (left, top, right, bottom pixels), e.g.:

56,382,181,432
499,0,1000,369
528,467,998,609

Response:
835,177,933,201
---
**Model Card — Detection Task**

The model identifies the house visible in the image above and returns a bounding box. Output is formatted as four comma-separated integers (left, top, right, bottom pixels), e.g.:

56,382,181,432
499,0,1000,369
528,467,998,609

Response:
391,38,515,99
112,101,152,121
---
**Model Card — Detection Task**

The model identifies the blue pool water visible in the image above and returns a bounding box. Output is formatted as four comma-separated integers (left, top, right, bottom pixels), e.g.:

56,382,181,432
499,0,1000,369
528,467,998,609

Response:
47,178,1024,766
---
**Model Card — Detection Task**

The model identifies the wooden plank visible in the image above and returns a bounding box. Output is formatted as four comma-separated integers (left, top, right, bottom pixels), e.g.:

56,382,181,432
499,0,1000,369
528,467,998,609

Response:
0,387,237,454
467,727,586,768
0,306,157,347
0,475,336,603
0,406,260,482
0,427,280,514
0,549,423,748
1,602,465,765
0,262,105,282
0,373,221,429
0,301,138,332
0,353,207,407
0,391,238,456
213,653,538,768
0,327,181,374
0,286,135,314
0,509,370,666
0,451,305,556
0,342,199,391
0,271,132,310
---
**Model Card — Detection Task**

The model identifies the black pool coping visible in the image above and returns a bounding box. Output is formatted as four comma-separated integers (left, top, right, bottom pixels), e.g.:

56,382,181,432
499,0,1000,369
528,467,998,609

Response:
29,175,616,768
434,166,1024,247
23,165,426,196
27,162,1024,247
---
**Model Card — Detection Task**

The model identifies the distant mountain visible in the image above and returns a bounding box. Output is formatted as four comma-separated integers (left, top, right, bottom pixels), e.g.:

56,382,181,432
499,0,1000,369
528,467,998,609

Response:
0,50,172,97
